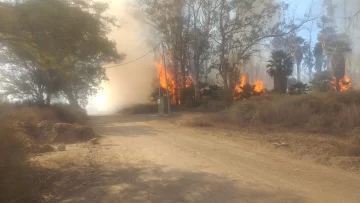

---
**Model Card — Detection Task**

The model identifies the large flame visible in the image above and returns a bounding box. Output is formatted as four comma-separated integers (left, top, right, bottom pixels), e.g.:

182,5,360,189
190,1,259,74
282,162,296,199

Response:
234,73,264,100
331,76,351,92
254,80,264,93
155,61,177,104
155,55,193,104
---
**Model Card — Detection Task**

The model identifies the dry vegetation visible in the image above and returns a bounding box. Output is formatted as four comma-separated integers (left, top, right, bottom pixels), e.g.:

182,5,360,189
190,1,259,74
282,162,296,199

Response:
186,91,360,170
0,103,96,203
211,91,360,135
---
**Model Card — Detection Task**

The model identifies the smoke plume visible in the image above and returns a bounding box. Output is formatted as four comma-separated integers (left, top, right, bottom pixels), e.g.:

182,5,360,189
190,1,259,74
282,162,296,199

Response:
87,0,156,114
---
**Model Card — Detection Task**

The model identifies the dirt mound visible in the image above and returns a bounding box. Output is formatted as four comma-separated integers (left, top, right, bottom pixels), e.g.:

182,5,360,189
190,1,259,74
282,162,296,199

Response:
29,121,98,144
53,123,97,143
353,135,360,145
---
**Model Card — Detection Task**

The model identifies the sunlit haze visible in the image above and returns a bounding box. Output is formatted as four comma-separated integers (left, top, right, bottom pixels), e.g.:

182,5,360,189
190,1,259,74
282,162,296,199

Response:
87,0,155,114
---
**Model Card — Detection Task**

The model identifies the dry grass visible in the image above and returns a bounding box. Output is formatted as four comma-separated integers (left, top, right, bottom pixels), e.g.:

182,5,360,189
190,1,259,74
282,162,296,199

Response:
186,91,360,165
0,103,90,202
212,91,360,135
0,121,40,202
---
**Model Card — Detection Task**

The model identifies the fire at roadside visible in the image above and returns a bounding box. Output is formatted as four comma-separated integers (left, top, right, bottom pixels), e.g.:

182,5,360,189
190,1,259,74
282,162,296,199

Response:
155,56,265,104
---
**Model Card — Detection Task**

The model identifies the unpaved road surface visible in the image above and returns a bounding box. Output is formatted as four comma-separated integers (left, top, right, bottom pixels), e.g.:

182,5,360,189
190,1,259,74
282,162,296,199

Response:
44,114,360,203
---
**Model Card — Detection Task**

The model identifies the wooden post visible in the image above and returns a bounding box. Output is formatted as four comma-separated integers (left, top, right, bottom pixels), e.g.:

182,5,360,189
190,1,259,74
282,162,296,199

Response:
162,42,171,115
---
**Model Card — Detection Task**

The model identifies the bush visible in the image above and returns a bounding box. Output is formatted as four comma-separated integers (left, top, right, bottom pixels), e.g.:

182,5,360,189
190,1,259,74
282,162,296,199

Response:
214,91,360,135
51,104,88,124
310,71,333,92
0,103,88,125
288,82,309,95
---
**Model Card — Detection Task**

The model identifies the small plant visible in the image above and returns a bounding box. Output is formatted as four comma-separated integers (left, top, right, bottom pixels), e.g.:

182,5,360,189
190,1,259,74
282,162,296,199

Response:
310,71,332,92
201,84,222,101
287,77,297,89
289,82,309,95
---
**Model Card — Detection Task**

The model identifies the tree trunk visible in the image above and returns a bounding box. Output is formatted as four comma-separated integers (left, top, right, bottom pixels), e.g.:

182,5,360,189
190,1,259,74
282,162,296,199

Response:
274,72,287,93
173,52,180,105
64,90,80,108
45,91,51,106
274,73,279,93
194,76,201,105
297,62,301,82
335,77,340,92
180,59,187,105
281,74,288,94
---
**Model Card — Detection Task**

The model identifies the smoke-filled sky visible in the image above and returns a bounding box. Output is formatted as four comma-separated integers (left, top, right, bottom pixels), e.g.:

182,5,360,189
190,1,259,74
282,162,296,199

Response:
87,0,156,114
87,0,360,114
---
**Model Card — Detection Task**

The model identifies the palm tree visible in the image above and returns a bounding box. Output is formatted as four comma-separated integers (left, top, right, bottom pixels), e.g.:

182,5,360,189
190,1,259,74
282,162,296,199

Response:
267,50,294,93
293,37,305,82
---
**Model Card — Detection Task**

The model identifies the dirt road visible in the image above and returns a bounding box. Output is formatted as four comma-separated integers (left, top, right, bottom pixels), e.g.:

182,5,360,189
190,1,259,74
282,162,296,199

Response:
43,114,360,203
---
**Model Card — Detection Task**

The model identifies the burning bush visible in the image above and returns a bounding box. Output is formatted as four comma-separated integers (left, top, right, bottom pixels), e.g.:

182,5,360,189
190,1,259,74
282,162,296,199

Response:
310,71,352,93
233,74,265,100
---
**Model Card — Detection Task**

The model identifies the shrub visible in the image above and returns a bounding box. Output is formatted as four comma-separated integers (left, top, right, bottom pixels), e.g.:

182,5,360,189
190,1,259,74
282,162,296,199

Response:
310,71,332,92
0,103,88,125
288,82,309,95
287,77,297,89
201,84,222,101
51,104,88,124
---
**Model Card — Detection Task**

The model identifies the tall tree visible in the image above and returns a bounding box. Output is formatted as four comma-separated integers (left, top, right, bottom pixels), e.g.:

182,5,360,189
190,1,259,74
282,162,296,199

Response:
293,37,305,82
314,42,324,72
212,0,284,91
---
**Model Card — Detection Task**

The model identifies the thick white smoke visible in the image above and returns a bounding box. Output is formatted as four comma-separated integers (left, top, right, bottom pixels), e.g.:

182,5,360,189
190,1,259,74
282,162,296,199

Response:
87,0,156,114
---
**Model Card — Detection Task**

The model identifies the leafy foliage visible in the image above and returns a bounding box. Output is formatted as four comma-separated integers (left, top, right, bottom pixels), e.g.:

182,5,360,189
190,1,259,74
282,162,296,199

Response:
0,0,125,107
288,82,309,95
266,51,294,78
310,71,333,92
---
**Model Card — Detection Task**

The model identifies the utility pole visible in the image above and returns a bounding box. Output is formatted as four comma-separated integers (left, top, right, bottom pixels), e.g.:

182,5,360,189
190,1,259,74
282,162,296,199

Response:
162,42,171,115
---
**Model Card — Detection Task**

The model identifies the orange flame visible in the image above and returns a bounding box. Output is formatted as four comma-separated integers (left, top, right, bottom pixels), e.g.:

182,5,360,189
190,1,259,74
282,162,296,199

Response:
234,74,264,100
155,61,177,104
254,80,264,93
331,76,351,92
155,54,193,105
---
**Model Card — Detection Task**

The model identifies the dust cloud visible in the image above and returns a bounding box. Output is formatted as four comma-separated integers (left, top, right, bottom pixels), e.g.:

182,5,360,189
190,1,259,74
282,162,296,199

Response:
87,0,156,114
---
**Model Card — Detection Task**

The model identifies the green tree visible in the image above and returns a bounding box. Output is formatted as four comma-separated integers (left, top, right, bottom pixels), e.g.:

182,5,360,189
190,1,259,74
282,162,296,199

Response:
0,0,124,107
266,50,294,93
